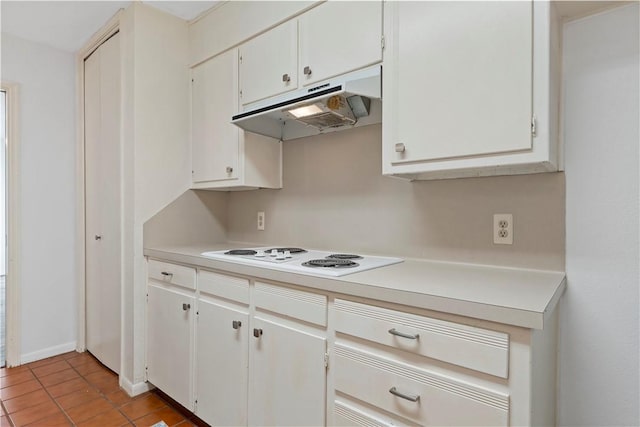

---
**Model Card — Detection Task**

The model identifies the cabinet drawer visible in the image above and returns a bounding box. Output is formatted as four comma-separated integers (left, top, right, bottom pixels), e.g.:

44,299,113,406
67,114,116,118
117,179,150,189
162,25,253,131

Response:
334,299,509,378
334,344,509,426
334,399,413,427
148,259,196,290
199,270,249,304
254,281,327,326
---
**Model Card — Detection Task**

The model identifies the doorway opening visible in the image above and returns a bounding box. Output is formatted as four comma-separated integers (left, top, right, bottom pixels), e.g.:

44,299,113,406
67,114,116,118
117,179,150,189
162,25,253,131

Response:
0,89,6,368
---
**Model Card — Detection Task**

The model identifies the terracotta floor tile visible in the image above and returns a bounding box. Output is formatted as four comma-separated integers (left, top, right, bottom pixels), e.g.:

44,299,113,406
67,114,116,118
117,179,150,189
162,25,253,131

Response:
133,406,184,427
84,370,116,385
0,366,29,378
55,387,101,410
46,378,91,398
31,361,72,379
3,389,51,414
39,368,81,388
120,394,165,420
0,416,10,427
72,361,104,377
105,390,134,407
66,353,95,367
65,397,115,424
61,351,81,360
24,412,72,426
24,354,68,370
8,399,62,426
0,379,42,400
0,371,35,389
76,408,129,427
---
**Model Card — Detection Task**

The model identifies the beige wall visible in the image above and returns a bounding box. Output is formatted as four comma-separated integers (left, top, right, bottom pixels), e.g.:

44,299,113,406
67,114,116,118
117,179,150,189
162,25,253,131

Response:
226,124,565,271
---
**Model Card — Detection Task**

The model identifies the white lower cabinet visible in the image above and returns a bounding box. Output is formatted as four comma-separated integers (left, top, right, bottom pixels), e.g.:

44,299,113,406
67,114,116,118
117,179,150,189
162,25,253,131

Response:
249,317,327,426
196,299,249,426
329,298,557,426
147,259,557,426
146,261,196,411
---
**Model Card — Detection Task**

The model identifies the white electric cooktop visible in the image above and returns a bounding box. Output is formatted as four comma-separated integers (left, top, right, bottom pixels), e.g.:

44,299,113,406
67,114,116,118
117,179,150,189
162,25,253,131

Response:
200,247,403,277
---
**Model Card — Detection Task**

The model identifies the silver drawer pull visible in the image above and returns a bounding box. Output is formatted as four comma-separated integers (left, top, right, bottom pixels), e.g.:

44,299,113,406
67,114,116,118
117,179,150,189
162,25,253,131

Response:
282,73,290,82
389,387,420,402
303,66,312,76
232,320,242,330
160,271,173,278
388,328,419,340
182,303,191,311
253,328,263,338
395,143,406,153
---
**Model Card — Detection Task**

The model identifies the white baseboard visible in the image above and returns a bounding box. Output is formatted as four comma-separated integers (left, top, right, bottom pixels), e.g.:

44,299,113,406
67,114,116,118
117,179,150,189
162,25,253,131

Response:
120,375,154,397
20,341,78,365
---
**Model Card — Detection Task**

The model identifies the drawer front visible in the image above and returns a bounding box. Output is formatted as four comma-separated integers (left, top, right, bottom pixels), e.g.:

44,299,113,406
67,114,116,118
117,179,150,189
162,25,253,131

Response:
334,400,415,427
148,259,196,290
199,269,250,304
334,344,509,427
334,299,509,378
254,281,327,326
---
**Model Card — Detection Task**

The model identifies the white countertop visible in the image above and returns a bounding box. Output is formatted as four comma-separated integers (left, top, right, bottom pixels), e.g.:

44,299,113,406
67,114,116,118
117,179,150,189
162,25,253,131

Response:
144,244,566,330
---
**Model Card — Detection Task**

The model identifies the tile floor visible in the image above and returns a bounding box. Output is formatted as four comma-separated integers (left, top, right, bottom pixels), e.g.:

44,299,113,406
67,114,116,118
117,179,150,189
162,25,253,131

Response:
0,351,205,426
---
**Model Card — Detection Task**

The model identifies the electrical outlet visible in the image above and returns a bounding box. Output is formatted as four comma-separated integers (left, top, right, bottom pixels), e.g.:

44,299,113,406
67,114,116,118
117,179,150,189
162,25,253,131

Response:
493,214,513,245
257,211,265,231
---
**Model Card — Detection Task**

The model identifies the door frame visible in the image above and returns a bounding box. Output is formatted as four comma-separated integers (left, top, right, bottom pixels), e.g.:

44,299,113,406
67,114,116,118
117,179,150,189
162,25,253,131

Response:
75,12,121,355
1,81,22,367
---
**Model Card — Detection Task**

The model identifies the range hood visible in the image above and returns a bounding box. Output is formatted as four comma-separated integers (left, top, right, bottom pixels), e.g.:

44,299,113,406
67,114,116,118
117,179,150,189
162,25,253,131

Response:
231,65,381,141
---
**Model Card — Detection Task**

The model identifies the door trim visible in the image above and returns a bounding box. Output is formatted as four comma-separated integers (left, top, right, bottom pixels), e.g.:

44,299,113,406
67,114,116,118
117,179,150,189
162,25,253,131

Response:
1,81,21,367
75,11,121,356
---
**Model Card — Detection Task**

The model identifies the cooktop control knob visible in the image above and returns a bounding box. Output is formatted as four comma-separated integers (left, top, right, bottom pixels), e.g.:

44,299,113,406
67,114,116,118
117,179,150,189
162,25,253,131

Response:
276,251,285,260
284,250,292,258
255,250,265,257
270,249,278,257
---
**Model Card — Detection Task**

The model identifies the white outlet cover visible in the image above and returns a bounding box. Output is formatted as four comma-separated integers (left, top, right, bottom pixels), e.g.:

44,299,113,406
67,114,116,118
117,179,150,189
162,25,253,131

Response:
257,211,265,231
493,213,513,245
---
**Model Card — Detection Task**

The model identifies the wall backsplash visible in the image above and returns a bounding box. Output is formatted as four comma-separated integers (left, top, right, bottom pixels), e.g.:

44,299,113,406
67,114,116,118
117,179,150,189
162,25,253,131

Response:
227,124,565,271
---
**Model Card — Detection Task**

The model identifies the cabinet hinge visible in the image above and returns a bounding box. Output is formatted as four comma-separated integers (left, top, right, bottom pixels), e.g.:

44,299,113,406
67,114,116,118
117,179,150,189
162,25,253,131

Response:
381,35,385,51
239,89,243,98
146,293,148,303
144,366,148,381
239,55,243,63
531,115,537,137
194,399,198,412
324,352,329,369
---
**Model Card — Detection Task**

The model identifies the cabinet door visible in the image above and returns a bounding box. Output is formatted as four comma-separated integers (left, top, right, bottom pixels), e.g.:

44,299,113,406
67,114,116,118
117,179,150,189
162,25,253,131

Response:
239,20,298,106
385,1,533,164
196,300,249,426
249,317,326,426
299,1,382,86
147,283,195,410
191,50,239,183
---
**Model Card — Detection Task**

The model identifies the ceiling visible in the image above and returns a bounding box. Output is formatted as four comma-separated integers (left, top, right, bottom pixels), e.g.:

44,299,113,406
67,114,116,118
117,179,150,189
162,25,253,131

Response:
0,1,218,53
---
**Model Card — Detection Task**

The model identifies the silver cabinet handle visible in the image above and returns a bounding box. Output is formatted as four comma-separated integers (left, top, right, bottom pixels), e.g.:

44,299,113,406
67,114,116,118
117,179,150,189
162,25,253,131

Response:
388,328,419,340
226,166,233,174
303,66,312,76
253,328,263,338
282,73,290,82
395,143,406,153
160,271,173,278
389,387,420,402
232,320,242,330
182,303,191,311
95,235,102,240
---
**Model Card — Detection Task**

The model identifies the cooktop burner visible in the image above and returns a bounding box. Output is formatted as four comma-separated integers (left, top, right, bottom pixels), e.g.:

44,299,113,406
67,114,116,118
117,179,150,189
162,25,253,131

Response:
266,247,307,254
327,254,363,260
302,259,359,268
224,249,258,255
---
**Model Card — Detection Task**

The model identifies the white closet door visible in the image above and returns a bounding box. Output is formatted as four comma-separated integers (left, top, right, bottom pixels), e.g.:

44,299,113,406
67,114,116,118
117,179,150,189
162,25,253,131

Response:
85,33,121,374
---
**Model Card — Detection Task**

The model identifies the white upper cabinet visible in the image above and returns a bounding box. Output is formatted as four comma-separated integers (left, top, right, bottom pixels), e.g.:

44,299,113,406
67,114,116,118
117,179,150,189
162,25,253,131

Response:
191,49,282,190
239,20,298,106
298,1,383,86
383,1,561,179
192,49,239,183
238,0,383,110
